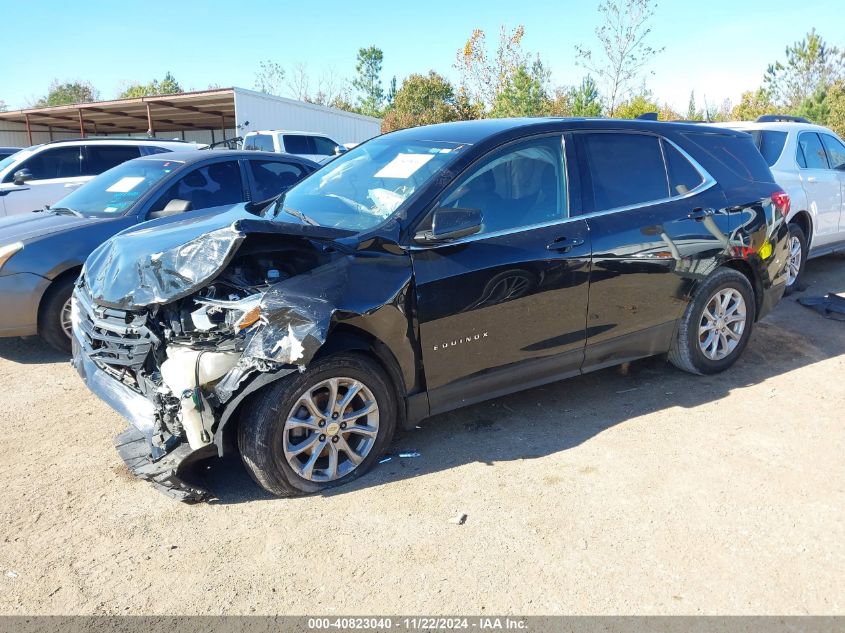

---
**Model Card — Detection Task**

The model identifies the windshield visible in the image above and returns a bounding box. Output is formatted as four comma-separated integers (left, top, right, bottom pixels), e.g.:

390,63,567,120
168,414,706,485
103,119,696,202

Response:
276,137,468,230
53,158,183,217
0,149,33,175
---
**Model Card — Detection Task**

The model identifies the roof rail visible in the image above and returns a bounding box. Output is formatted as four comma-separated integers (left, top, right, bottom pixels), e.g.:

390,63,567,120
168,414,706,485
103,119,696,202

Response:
636,112,659,121
755,114,811,124
40,136,197,146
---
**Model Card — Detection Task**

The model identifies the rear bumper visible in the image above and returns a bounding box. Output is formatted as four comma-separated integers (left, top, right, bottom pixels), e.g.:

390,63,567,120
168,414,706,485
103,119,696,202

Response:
0,272,50,337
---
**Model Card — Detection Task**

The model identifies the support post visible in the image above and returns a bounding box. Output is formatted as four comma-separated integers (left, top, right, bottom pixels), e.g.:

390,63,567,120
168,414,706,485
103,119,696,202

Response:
77,109,85,137
146,102,155,137
24,114,33,145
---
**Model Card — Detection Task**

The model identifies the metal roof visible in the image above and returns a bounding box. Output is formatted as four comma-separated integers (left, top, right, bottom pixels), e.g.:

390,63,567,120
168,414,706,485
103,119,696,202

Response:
0,88,237,139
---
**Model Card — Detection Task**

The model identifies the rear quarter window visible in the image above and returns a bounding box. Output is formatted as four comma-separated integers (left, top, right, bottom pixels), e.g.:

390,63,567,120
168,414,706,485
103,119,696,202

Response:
748,130,788,167
681,132,775,184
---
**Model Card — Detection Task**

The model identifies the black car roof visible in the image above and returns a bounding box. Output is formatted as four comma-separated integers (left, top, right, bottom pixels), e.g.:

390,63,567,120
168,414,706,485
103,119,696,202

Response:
136,149,319,168
385,117,749,145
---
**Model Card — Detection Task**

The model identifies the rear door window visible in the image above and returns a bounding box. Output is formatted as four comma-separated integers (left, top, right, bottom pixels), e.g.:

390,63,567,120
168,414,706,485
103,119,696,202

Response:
9,146,83,181
578,133,668,212
248,160,308,200
282,135,316,154
311,136,339,156
84,145,142,175
148,160,245,213
820,134,845,170
797,132,830,169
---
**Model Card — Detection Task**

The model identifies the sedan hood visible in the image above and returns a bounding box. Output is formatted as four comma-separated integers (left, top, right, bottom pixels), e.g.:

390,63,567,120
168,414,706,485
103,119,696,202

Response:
84,205,355,309
0,211,111,245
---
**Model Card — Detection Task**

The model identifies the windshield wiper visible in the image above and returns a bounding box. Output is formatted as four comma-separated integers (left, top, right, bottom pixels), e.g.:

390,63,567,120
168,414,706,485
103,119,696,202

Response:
282,207,319,226
49,206,81,217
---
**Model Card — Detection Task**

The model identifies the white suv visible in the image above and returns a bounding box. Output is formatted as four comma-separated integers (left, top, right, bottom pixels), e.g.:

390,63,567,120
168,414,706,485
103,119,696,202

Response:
711,116,845,291
242,130,346,163
0,138,204,217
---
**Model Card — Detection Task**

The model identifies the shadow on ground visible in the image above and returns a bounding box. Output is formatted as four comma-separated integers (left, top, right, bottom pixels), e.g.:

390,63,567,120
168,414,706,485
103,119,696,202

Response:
0,336,68,365
191,255,845,505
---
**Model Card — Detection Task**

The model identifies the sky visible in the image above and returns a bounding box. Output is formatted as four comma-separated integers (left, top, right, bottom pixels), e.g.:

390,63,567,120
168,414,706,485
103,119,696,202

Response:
1,0,843,113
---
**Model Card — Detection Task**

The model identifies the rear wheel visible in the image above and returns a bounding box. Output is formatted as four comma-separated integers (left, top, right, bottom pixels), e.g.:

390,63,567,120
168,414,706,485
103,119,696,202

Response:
784,223,807,295
668,268,756,375
238,352,397,497
38,276,75,354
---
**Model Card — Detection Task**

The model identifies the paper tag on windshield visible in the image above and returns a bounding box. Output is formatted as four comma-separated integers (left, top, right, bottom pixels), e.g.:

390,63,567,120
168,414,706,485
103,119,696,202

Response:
106,176,145,193
374,153,434,179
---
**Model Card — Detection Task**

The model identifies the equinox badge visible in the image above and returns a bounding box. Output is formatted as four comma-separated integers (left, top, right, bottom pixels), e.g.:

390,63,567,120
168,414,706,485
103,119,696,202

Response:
433,332,488,351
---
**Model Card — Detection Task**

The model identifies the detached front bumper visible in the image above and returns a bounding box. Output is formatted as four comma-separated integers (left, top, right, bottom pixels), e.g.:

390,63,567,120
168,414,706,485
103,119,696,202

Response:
73,340,212,502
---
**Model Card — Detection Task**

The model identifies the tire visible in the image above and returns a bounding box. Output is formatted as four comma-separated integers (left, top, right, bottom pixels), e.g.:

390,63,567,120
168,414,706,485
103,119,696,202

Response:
783,223,807,296
668,268,756,375
238,352,397,497
38,275,75,354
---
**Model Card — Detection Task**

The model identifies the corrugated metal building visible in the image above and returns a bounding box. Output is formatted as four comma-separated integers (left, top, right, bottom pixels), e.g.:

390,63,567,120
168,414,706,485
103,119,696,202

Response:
0,87,382,148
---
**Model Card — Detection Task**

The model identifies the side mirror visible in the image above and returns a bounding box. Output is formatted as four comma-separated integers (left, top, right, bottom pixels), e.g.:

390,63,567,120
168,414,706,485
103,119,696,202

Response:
149,198,192,219
415,207,483,244
333,145,347,155
13,168,32,185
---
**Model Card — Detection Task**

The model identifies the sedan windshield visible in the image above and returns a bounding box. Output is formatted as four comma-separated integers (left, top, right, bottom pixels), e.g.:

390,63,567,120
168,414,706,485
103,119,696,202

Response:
276,137,468,230
53,159,182,217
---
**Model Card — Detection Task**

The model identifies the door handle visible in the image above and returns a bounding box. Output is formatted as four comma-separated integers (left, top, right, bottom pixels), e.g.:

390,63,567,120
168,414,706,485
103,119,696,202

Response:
546,236,585,252
688,207,715,221
806,176,818,183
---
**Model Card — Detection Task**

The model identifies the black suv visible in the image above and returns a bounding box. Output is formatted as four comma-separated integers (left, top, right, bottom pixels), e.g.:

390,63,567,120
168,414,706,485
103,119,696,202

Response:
72,118,790,500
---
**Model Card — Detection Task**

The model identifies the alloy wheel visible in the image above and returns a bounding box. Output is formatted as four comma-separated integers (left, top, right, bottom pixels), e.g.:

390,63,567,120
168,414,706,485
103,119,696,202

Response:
60,298,73,340
698,288,747,361
786,235,802,287
282,377,379,482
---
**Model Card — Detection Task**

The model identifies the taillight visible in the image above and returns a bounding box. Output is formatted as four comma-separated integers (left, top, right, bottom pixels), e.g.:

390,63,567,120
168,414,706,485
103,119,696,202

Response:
772,191,790,217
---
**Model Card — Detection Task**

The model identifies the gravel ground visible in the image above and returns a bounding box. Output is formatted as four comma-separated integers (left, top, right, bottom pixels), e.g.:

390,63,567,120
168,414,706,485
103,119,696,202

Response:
0,257,843,616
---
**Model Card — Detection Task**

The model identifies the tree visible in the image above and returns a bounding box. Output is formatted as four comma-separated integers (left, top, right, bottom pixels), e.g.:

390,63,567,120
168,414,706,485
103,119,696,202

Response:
119,72,182,99
0,99,6,112
381,72,462,132
570,75,603,116
575,0,664,115
546,88,574,117
286,63,311,101
764,29,845,109
352,46,385,117
614,91,660,119
491,63,549,118
730,88,777,121
34,80,98,107
254,60,286,96
826,82,845,137
456,25,548,113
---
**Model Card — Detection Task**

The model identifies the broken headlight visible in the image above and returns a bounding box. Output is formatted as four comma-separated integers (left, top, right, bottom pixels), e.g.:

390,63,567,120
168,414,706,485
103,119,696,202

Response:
190,294,263,333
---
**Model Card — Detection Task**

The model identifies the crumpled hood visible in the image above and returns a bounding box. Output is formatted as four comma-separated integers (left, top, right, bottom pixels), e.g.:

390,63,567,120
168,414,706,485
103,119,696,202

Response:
83,205,355,309
0,211,110,245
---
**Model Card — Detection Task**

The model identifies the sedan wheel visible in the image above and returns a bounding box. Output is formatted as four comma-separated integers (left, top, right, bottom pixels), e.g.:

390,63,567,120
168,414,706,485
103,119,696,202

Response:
60,298,74,340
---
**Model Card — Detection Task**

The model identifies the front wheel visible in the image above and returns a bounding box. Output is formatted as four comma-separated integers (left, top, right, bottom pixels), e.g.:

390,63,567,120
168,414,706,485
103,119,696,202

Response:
38,276,75,354
668,268,756,375
238,353,397,497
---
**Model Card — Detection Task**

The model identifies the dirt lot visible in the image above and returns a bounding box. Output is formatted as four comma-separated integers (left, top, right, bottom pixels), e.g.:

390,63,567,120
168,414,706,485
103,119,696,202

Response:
0,258,843,616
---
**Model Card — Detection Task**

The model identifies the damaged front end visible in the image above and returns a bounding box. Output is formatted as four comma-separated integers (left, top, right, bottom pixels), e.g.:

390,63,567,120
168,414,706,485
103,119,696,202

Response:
71,207,409,501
